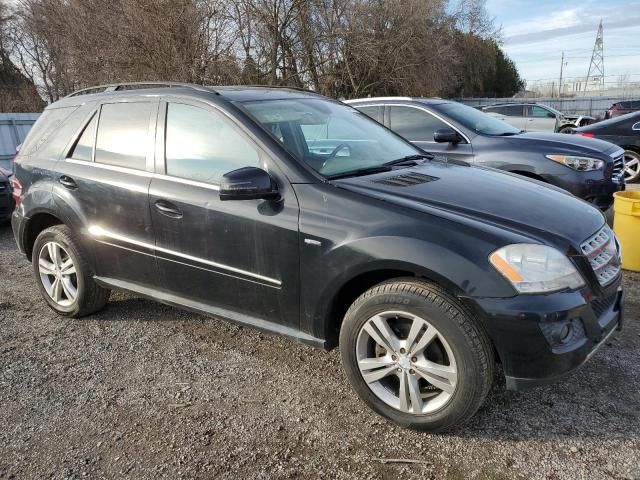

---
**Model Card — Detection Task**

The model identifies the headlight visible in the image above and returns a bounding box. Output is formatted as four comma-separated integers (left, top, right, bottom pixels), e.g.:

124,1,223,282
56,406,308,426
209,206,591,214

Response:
545,154,604,171
489,244,585,294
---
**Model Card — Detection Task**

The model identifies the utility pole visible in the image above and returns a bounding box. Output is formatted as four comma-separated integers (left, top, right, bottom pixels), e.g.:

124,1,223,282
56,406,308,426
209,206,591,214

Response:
585,20,605,94
559,51,566,97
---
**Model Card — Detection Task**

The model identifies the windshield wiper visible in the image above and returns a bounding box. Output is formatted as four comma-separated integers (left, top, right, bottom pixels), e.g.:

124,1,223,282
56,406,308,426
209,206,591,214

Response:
327,154,432,180
383,154,432,166
326,165,393,180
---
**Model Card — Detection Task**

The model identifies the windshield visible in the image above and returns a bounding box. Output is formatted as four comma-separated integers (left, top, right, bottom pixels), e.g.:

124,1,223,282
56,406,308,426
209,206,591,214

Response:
239,98,419,177
438,103,521,136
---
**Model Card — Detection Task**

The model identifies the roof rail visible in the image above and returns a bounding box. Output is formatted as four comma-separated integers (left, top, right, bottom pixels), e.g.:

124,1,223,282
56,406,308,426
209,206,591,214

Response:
221,84,319,95
65,81,218,98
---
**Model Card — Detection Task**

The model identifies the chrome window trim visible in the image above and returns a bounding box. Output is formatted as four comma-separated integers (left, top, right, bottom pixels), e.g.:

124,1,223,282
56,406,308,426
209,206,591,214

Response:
88,225,281,286
345,97,413,104
65,158,221,191
382,103,471,144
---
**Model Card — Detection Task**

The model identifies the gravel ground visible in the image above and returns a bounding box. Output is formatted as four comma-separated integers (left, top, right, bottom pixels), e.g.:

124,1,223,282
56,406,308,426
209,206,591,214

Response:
0,222,639,480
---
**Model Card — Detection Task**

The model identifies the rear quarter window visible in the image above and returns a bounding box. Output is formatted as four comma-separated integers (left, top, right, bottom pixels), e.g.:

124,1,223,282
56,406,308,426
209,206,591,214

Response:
20,107,79,156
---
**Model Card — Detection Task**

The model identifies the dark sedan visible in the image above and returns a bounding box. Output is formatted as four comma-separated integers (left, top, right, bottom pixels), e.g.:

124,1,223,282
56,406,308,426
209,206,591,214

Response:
575,111,640,183
604,100,640,119
347,98,625,210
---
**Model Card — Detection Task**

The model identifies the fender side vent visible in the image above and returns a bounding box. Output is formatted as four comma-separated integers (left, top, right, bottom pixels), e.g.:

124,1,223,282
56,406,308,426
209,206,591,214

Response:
372,172,438,187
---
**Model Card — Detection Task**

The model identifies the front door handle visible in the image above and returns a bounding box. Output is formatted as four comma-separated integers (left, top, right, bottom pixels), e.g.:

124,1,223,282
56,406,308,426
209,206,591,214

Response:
58,175,78,190
154,199,183,219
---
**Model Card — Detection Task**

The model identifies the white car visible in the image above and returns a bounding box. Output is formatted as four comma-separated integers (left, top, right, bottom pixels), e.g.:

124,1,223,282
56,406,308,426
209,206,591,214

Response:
476,103,594,133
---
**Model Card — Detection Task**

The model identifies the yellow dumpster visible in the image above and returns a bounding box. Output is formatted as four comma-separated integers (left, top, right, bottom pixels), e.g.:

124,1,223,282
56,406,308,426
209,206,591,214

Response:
613,191,640,272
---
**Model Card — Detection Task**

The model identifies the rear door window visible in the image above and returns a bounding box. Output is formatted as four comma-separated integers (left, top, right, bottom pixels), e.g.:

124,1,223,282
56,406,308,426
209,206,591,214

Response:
95,103,152,170
389,106,448,142
164,103,260,185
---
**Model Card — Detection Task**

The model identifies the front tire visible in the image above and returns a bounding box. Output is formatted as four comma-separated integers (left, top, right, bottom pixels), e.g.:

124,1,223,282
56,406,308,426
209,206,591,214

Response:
624,149,640,183
339,278,494,432
32,225,110,317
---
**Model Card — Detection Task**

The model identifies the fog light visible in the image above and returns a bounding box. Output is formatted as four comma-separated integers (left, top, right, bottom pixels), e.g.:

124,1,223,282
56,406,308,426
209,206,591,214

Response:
559,324,571,344
540,319,586,348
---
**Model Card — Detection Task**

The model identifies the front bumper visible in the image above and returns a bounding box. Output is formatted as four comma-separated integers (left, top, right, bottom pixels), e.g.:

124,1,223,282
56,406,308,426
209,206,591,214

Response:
472,279,623,390
544,169,625,211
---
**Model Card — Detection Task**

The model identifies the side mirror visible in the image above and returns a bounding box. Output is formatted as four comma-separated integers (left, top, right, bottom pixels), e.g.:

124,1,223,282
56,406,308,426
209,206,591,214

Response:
547,112,556,118
219,167,279,201
433,128,461,144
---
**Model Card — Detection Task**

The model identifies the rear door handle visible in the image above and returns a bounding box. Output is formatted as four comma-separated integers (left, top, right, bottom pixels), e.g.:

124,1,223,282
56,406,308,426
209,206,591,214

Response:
58,175,78,190
154,199,183,219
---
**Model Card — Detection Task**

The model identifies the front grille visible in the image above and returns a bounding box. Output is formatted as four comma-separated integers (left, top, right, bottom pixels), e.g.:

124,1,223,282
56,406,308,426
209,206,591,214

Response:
372,172,438,187
580,226,621,286
612,154,625,177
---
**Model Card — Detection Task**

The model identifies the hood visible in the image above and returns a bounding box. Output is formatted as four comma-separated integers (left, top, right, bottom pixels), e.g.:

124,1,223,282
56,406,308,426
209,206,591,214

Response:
505,131,620,158
336,161,605,247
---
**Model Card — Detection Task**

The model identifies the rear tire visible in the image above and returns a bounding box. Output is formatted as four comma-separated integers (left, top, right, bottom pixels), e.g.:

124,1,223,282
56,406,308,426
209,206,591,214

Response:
32,225,110,317
339,278,494,432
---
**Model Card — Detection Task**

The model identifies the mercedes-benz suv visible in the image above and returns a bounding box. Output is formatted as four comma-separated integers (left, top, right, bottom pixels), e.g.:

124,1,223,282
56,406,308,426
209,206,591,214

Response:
11,82,624,432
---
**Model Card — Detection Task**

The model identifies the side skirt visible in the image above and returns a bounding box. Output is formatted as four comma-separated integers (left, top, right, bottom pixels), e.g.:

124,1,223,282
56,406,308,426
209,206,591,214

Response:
94,276,326,349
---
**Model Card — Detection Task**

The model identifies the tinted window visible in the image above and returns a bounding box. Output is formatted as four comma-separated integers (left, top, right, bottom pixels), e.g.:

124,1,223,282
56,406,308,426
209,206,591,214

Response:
69,114,97,162
356,105,383,123
485,105,522,117
95,103,152,170
389,106,448,142
527,105,553,118
165,103,260,184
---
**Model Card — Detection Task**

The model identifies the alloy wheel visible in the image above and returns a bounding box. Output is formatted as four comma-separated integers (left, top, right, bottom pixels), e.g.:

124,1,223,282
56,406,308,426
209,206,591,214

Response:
38,241,78,307
356,311,458,415
624,150,640,182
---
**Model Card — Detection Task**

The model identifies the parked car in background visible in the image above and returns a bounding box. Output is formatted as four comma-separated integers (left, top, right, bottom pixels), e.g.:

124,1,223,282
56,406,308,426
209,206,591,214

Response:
11,82,624,432
0,169,15,223
475,103,594,133
347,97,625,210
575,111,640,183
604,100,640,119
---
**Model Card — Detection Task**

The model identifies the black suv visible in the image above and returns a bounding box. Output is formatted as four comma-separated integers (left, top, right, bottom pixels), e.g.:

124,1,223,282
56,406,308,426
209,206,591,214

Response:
11,82,624,432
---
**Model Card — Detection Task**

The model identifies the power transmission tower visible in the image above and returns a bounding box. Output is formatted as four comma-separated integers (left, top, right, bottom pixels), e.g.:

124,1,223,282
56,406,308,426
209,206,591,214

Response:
559,51,567,97
584,20,604,94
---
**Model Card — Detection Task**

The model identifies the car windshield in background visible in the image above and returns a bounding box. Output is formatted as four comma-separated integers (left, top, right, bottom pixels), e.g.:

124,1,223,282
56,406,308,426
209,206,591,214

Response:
438,103,522,136
239,99,419,177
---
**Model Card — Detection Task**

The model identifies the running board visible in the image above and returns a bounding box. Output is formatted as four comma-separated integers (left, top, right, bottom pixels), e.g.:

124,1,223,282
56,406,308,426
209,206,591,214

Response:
94,276,326,348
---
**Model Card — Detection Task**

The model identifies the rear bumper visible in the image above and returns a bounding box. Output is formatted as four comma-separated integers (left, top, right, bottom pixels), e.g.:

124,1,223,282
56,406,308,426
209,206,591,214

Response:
472,280,623,390
11,208,27,255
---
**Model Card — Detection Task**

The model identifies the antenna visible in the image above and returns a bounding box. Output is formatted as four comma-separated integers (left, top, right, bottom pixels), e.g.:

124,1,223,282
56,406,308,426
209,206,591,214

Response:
584,20,604,94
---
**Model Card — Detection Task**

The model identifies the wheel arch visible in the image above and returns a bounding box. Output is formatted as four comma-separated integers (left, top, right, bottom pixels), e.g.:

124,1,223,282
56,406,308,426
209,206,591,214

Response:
23,211,65,260
323,264,465,350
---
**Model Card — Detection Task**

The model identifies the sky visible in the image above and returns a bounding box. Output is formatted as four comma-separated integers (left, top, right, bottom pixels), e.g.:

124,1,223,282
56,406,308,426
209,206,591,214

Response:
485,0,640,87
